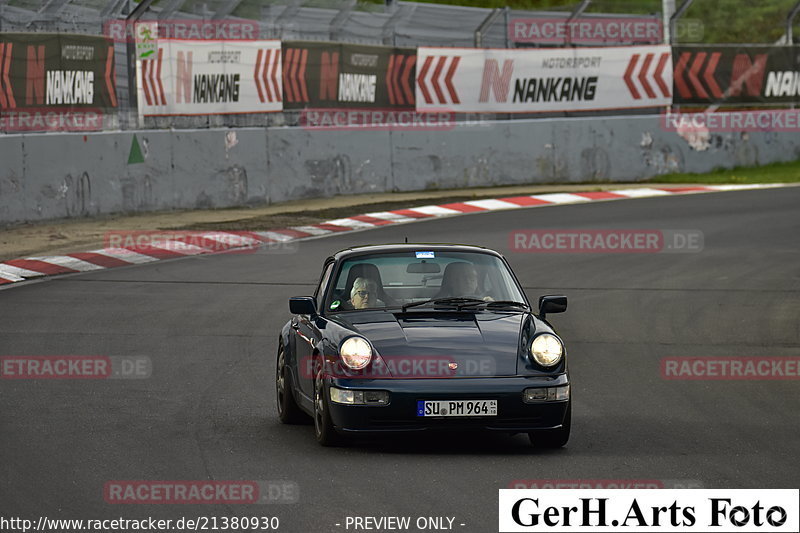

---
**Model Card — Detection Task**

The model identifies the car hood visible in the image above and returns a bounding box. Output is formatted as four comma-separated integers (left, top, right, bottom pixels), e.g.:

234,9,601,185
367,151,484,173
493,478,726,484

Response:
333,311,525,377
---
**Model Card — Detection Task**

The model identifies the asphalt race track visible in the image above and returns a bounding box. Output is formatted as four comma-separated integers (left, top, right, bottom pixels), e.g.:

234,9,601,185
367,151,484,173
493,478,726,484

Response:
1,188,799,532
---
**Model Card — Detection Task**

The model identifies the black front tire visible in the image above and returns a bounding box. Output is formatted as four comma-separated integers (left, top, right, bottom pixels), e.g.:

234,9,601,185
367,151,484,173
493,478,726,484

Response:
276,343,306,424
529,402,571,448
313,367,343,446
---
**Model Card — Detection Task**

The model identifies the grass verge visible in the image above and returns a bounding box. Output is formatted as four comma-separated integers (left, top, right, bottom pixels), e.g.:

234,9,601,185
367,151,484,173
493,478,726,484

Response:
649,160,800,184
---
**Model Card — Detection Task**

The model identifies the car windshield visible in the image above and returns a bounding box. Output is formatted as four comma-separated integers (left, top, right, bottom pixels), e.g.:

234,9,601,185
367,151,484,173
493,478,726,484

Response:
324,250,526,312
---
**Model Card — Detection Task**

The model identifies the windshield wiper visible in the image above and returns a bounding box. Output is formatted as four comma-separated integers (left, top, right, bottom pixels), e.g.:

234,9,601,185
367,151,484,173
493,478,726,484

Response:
401,297,485,312
444,299,530,311
482,300,529,309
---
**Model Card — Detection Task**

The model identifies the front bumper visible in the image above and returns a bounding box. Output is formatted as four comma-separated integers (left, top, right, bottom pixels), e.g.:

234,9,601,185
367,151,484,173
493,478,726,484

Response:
325,374,570,434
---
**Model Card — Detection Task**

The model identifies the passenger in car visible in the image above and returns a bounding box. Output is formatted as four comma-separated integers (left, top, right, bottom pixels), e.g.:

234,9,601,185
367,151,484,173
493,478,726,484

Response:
436,262,493,301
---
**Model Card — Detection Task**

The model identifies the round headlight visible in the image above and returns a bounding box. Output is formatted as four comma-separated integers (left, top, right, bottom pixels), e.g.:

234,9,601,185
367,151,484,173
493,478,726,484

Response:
339,337,373,370
530,334,563,367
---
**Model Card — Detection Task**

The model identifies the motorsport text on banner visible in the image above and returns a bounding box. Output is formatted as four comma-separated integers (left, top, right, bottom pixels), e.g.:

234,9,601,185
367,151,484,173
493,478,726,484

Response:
416,45,672,113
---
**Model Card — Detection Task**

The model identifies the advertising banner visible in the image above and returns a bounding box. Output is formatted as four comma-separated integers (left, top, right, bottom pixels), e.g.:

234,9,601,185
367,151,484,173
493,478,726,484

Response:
282,41,416,109
415,45,672,113
138,39,282,116
0,32,116,131
673,45,800,105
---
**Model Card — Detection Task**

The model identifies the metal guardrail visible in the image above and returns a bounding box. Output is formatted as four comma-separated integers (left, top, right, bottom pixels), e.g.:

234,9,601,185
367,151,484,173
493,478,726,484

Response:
3,0,798,132
0,0,662,46
0,0,666,130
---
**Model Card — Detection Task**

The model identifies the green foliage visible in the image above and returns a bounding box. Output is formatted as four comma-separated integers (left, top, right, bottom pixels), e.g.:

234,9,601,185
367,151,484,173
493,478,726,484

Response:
649,159,800,184
680,0,798,44
360,0,800,43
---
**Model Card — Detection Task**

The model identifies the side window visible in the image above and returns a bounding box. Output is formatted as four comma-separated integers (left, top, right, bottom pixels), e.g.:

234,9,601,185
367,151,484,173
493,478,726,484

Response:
314,262,334,310
334,264,351,291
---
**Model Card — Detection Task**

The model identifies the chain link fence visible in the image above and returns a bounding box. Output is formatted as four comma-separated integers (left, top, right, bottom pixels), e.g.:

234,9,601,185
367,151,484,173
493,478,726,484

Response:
1,0,667,130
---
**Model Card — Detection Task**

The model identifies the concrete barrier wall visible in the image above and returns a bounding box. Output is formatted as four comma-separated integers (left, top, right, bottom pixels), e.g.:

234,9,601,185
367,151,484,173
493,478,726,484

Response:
2,115,800,225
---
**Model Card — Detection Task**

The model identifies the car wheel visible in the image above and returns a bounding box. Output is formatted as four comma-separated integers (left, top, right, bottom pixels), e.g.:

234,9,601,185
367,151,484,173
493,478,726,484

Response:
276,343,305,424
529,402,571,448
313,367,342,446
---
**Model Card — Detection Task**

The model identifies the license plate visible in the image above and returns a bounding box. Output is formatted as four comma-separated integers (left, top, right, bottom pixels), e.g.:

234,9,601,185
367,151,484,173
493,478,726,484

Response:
416,400,497,417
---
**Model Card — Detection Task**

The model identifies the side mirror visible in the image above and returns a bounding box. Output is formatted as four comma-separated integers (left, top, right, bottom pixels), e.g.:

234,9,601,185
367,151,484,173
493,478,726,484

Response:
538,295,567,320
289,296,317,316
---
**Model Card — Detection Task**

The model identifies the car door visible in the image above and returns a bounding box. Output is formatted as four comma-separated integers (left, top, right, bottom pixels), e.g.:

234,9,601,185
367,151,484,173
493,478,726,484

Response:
293,260,334,402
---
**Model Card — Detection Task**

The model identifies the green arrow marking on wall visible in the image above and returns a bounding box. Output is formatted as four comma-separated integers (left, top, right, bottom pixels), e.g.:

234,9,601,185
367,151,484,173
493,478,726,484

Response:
128,135,145,165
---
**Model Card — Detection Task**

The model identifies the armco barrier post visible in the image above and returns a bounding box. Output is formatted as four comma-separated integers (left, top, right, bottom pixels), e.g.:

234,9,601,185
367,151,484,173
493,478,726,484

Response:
565,0,591,47
669,0,694,45
126,0,156,128
786,1,800,44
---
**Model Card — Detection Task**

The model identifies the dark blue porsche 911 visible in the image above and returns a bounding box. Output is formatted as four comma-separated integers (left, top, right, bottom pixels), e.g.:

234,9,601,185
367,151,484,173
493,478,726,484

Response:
275,244,570,447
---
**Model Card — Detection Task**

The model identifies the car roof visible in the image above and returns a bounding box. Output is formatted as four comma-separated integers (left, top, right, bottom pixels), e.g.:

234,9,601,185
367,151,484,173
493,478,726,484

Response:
329,243,505,262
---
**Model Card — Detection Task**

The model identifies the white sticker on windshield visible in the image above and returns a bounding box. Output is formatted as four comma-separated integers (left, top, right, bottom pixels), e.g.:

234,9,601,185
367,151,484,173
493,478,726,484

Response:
415,251,435,258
